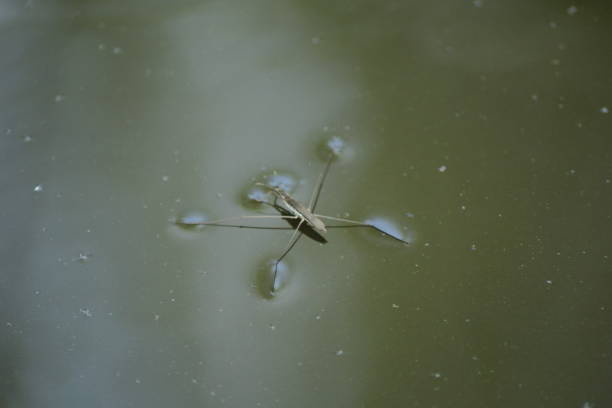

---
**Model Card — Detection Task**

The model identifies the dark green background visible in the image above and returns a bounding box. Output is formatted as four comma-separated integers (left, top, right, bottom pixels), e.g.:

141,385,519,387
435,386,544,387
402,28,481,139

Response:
2,1,611,407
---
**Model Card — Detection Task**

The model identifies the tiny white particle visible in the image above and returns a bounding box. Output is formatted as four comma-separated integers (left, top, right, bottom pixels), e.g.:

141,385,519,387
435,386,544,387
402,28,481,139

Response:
600,106,609,114
531,94,539,102
336,349,344,356
549,21,557,29
80,308,93,317
311,37,320,45
438,165,447,173
112,46,123,54
472,0,483,7
432,372,441,378
392,303,400,309
33,184,43,192
24,135,32,143
566,5,578,16
54,94,64,103
161,175,169,182
546,280,553,284
470,243,477,251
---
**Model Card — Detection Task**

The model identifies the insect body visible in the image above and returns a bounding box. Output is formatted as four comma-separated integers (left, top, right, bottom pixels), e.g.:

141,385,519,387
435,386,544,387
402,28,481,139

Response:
175,154,411,294
256,183,327,235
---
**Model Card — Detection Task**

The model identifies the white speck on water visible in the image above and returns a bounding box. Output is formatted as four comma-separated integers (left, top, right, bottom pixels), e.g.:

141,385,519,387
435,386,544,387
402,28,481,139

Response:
33,184,43,192
54,94,64,103
98,43,106,51
392,303,400,309
404,212,415,218
80,308,93,318
216,192,223,199
154,314,160,321
161,175,169,182
470,243,477,251
566,5,578,16
135,378,141,384
438,165,447,173
315,315,321,320
582,402,594,408
550,58,560,66
432,372,442,379
546,280,553,285
460,205,467,211
76,252,92,263
549,21,558,29
269,324,276,330
112,46,123,54
472,0,483,7
311,36,320,45
531,94,539,102
23,135,32,143
600,106,609,114
336,349,344,356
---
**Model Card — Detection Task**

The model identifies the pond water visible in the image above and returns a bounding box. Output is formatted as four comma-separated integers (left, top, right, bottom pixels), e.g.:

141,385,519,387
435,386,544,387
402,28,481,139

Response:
2,1,611,407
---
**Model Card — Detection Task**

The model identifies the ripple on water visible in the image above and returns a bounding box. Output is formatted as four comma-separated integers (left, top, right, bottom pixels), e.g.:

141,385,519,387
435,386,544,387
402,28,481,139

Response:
254,258,290,299
316,135,351,162
239,170,299,209
174,210,208,230
362,217,414,245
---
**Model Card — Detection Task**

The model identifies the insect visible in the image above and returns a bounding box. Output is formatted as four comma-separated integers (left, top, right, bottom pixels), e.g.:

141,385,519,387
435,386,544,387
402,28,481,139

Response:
175,152,411,293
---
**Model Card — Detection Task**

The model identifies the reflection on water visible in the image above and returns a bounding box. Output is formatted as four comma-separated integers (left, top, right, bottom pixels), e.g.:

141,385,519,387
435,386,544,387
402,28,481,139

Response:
255,258,290,299
363,217,414,245
240,170,299,209
317,134,354,162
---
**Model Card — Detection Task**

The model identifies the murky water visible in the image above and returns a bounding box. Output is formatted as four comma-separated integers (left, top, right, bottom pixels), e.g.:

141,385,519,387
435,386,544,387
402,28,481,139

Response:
2,1,611,407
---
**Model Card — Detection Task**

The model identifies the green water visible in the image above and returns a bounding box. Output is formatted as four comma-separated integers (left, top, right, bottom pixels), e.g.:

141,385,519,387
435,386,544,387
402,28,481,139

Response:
2,1,611,407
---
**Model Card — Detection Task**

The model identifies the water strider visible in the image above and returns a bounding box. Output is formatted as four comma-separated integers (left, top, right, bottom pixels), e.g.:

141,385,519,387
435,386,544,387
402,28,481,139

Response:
175,151,411,293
